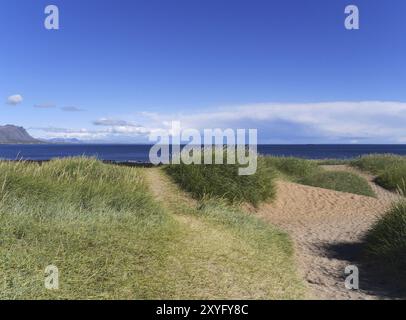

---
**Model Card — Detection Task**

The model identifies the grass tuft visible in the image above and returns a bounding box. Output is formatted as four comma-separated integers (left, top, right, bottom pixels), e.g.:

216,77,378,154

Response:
299,171,375,197
264,157,319,180
351,154,406,175
165,156,276,206
364,201,406,286
265,156,375,197
351,154,406,194
374,163,406,195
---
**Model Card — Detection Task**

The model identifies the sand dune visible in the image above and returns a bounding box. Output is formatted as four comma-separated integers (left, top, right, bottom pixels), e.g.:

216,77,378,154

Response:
250,165,402,299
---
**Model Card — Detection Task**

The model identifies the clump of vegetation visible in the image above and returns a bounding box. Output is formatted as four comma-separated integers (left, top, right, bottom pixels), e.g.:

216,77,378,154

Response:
264,157,319,180
375,163,406,194
299,171,375,197
265,156,375,197
0,158,176,299
161,195,305,299
165,155,276,206
351,154,405,175
364,201,406,285
0,157,304,299
351,154,406,194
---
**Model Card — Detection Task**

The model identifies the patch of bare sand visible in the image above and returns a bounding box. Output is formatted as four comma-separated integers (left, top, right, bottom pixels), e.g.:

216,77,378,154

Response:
252,166,402,300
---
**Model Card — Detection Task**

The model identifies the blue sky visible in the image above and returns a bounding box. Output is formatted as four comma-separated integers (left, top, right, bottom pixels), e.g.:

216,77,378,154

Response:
1,0,406,143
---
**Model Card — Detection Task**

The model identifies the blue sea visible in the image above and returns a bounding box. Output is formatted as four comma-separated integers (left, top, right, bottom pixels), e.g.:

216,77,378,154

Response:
1,144,406,162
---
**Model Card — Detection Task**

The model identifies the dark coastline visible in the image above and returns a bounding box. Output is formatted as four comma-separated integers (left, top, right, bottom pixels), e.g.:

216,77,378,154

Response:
0,159,157,167
1,144,406,163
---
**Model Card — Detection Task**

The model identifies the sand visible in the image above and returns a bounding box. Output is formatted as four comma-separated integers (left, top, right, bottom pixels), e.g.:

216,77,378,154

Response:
251,165,402,299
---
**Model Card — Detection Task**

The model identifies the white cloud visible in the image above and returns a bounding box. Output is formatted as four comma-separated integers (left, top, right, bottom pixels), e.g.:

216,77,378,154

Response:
32,124,151,142
32,101,406,143
6,94,23,105
138,101,406,143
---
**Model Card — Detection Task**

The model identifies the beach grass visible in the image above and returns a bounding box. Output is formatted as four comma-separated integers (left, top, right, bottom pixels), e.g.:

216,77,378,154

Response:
374,163,406,194
0,157,303,299
351,154,406,194
146,167,305,299
364,201,406,287
0,157,178,299
265,156,375,197
351,154,406,175
264,156,319,180
299,171,375,197
165,155,276,206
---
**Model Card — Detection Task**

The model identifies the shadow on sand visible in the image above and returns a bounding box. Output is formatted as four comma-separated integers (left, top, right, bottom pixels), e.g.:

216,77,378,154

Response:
323,241,406,300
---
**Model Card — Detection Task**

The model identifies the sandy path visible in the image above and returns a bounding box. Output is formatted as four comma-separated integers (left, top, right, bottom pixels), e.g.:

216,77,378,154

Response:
253,165,402,299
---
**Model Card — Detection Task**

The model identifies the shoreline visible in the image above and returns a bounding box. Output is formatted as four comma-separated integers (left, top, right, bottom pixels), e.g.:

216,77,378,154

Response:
0,159,157,167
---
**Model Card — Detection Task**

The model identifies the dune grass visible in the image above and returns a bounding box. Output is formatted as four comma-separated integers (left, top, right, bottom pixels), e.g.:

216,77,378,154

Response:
299,171,375,197
184,200,305,299
363,201,406,287
0,157,179,299
351,154,406,194
264,156,319,180
0,157,303,299
264,156,375,197
351,154,406,175
165,156,276,206
147,168,305,299
374,164,406,194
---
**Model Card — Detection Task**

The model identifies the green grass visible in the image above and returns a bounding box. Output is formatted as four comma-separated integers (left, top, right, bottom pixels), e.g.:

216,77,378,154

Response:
264,156,319,180
190,200,304,298
375,163,406,194
165,156,276,206
364,201,406,286
0,157,177,299
351,154,406,175
150,168,305,299
351,154,406,194
264,156,375,197
0,157,303,299
299,171,375,197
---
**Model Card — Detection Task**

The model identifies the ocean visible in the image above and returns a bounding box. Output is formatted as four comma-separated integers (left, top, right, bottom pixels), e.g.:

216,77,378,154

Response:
1,144,406,162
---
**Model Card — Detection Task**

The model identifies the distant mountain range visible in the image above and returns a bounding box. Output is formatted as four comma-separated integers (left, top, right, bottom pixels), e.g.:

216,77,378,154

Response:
0,125,41,144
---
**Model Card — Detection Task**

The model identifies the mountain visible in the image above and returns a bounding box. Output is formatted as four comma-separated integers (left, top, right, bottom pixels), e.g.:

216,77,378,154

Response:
0,125,41,144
